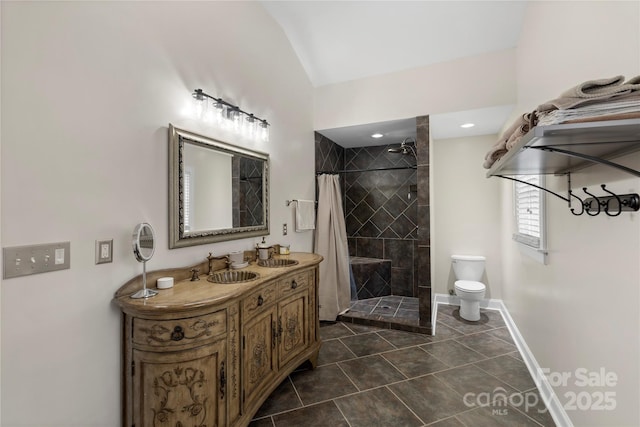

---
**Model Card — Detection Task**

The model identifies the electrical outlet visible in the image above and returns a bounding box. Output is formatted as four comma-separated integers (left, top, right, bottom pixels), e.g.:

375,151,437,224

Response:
95,239,113,264
283,223,288,235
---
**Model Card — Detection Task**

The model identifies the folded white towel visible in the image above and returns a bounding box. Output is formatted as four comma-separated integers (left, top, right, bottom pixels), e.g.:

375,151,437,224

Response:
295,200,316,232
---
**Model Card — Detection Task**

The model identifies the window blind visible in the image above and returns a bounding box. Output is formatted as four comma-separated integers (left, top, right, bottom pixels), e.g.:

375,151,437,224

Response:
183,170,192,232
513,175,542,248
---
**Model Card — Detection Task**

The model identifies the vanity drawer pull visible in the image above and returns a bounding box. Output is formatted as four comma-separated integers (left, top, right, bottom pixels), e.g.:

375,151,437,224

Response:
257,295,264,306
291,280,298,289
171,326,185,341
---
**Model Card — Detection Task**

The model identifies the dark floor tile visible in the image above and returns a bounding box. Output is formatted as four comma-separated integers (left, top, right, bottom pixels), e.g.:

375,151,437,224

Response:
372,304,398,317
320,322,355,340
421,340,487,367
474,355,536,392
395,308,419,320
388,375,470,424
377,329,430,348
349,301,376,314
456,405,543,427
380,295,405,303
431,323,465,341
382,346,448,378
271,401,349,427
508,351,524,362
255,378,301,418
482,309,506,328
434,364,517,399
428,417,467,427
339,354,405,389
340,332,396,357
344,323,384,334
249,417,274,427
512,388,557,427
437,310,494,334
455,332,517,358
436,303,459,318
317,338,357,366
487,326,515,345
290,364,358,405
335,386,423,427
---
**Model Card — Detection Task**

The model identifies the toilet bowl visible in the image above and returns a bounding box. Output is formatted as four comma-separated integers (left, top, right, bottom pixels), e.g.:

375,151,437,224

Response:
451,255,486,321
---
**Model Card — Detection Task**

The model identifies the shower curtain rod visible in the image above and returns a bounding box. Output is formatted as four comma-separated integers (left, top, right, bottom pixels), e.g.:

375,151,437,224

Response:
316,165,417,175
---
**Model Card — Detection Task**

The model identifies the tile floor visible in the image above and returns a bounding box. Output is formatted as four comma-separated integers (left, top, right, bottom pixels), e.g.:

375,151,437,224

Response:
338,296,430,334
250,304,556,427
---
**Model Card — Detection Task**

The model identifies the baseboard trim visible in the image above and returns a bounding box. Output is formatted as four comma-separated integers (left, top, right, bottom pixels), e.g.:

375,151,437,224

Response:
433,293,573,427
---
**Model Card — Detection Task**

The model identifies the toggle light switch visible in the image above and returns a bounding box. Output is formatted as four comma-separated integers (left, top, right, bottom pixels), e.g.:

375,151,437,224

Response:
3,241,71,279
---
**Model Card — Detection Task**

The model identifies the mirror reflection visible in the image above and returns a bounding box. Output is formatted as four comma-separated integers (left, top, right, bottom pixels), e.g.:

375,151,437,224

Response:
169,125,269,248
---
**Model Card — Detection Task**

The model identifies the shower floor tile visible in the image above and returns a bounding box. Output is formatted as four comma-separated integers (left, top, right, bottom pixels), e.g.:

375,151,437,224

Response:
337,295,427,333
250,305,557,427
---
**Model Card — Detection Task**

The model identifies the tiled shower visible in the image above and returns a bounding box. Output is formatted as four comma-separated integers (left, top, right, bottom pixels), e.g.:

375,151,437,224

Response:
315,116,431,332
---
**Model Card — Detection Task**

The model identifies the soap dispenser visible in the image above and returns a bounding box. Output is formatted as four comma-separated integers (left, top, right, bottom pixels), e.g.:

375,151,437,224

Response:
257,237,271,261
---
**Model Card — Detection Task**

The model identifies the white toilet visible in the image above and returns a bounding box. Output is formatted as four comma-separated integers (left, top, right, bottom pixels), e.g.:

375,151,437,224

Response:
451,255,486,321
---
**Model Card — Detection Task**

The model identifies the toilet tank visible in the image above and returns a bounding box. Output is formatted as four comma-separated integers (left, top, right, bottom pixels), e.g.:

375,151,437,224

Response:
451,255,486,281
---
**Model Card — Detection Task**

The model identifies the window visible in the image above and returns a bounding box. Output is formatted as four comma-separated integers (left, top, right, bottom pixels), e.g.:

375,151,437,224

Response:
183,169,192,232
513,175,547,262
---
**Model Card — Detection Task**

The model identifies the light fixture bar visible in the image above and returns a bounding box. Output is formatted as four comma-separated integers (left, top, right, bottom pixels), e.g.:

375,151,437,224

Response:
192,88,270,130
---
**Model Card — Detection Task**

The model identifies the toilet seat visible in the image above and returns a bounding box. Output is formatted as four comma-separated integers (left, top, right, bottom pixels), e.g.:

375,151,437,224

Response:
455,280,485,293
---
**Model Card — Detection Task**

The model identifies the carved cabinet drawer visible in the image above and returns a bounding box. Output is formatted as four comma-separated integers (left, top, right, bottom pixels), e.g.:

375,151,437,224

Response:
278,271,310,298
242,282,277,317
133,310,227,348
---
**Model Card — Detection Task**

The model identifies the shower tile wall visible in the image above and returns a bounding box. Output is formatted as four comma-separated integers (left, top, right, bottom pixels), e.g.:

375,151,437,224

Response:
344,145,418,297
416,115,431,327
315,123,431,331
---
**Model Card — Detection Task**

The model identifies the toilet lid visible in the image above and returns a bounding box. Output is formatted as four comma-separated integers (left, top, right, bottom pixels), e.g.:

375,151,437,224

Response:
455,280,485,292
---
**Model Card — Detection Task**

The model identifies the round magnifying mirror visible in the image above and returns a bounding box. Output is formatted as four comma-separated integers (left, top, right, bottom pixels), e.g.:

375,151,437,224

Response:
133,223,156,262
130,223,158,299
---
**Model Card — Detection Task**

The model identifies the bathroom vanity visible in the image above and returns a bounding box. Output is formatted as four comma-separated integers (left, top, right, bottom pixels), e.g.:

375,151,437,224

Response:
113,252,322,427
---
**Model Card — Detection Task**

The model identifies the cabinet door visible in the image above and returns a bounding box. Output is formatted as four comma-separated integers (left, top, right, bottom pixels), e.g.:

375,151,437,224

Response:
242,307,278,406
132,340,227,427
277,290,309,368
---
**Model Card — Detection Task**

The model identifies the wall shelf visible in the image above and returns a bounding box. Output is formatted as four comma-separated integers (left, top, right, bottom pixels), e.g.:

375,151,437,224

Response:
486,118,640,217
486,118,640,177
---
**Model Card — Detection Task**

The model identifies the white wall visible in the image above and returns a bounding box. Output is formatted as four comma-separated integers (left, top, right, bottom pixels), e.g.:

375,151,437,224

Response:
504,2,640,426
432,134,502,299
0,2,314,425
314,48,517,130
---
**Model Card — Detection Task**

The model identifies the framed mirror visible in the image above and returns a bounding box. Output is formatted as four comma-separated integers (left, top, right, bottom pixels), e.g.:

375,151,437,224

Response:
169,124,269,248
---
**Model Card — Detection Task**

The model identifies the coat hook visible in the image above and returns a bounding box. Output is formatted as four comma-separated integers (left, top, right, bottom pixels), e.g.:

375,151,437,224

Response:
600,184,622,217
582,187,601,216
569,190,585,216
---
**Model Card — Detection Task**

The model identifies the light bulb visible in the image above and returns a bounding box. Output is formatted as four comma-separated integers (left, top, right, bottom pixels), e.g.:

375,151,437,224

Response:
259,121,269,142
244,115,256,138
214,101,225,124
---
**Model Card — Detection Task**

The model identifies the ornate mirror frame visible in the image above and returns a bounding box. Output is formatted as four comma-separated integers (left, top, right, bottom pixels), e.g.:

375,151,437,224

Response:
169,124,269,249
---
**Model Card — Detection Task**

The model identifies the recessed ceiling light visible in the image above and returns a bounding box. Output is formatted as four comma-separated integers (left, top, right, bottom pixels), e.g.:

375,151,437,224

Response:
371,133,383,138
460,123,475,128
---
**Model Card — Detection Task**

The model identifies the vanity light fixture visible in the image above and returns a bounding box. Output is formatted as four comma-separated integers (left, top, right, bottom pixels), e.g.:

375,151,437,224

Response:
192,88,269,142
460,123,475,128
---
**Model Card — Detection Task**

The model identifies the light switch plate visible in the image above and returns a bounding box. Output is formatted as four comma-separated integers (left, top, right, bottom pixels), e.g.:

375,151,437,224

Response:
95,239,113,264
3,241,71,279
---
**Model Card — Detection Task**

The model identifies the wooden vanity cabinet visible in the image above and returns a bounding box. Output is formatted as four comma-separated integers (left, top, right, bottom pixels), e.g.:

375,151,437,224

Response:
241,270,313,410
114,253,322,427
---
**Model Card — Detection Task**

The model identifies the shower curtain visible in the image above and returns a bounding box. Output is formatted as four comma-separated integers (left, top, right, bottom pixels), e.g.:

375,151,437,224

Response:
314,174,351,321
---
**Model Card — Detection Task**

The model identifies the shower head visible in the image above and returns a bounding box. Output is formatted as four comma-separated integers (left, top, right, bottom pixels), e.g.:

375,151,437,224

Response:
388,138,417,157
